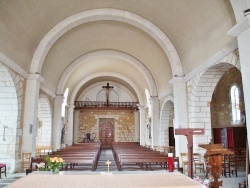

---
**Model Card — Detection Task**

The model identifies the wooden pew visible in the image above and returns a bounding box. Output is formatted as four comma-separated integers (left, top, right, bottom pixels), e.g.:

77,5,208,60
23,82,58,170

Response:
28,143,101,173
112,142,169,171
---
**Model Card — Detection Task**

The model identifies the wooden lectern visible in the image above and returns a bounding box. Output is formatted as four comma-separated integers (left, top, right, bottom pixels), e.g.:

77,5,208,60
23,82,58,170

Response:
199,143,234,188
175,128,204,178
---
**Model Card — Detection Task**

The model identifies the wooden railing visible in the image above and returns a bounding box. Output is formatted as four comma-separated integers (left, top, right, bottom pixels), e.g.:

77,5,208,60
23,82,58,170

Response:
74,101,139,110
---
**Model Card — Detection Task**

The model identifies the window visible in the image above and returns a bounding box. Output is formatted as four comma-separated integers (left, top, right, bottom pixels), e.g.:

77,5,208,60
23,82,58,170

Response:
145,88,151,117
230,85,241,124
61,88,69,117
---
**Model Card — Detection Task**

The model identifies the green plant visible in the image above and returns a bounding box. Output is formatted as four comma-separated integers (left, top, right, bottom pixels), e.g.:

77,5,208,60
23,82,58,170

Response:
44,156,64,173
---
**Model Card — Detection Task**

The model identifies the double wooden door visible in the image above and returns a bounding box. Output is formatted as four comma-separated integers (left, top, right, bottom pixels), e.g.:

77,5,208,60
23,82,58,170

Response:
99,119,114,148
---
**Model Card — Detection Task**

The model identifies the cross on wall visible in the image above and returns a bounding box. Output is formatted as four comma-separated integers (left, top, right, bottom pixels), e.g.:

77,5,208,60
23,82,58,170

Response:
102,83,114,107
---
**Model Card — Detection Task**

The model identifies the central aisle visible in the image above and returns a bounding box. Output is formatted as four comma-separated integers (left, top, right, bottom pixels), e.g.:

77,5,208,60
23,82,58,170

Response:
96,149,118,172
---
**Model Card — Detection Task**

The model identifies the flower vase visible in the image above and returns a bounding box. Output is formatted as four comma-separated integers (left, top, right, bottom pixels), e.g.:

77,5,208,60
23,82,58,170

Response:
51,167,59,174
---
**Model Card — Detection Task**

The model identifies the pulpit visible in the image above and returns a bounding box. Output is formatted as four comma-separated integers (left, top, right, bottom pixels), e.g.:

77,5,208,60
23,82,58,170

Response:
199,143,234,188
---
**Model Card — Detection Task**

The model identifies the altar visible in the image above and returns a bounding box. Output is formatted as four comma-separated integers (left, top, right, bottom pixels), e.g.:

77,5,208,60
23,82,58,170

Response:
7,171,205,188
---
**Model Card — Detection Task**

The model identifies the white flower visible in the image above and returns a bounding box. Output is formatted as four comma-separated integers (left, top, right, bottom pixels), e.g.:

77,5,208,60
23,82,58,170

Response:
36,163,45,168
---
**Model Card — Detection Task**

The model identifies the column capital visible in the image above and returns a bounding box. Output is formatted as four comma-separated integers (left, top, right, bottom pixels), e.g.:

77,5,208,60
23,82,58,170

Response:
54,95,64,104
228,15,250,37
149,96,158,102
27,73,44,82
67,104,75,109
138,106,146,110
169,76,185,85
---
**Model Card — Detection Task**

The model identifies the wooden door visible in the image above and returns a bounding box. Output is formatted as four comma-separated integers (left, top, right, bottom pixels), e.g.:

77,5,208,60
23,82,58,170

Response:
99,119,114,148
169,127,175,147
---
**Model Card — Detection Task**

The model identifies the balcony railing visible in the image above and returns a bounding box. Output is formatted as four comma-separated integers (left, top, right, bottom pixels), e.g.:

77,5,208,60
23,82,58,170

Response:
74,101,139,110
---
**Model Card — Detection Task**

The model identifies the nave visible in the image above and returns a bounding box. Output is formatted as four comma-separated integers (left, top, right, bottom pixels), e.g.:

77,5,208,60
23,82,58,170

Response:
0,147,247,188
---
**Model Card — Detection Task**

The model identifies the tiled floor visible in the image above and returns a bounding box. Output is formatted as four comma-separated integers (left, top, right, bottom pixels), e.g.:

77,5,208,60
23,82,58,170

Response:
0,149,247,188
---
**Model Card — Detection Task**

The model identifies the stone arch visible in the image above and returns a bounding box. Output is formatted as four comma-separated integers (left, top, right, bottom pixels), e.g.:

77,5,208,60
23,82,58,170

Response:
30,8,183,77
69,72,144,106
187,52,239,153
37,94,53,146
56,50,157,96
0,62,24,173
160,96,174,150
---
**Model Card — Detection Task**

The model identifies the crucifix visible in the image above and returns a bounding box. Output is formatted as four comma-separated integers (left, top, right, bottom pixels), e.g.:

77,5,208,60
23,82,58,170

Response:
175,128,204,178
105,160,111,173
102,83,114,107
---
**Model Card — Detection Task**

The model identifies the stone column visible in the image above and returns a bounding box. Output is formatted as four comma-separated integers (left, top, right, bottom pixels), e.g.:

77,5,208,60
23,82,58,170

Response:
22,74,44,156
66,104,75,146
73,110,80,144
170,77,189,158
134,110,140,143
228,2,250,182
139,106,146,146
52,95,64,151
150,96,160,148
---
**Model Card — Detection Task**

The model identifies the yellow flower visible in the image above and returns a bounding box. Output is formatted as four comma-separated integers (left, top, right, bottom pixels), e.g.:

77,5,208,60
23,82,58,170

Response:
50,157,56,162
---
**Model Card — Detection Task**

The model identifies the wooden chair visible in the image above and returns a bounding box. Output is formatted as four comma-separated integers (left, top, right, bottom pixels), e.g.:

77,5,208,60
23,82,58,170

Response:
21,152,31,172
0,164,7,178
180,153,188,172
222,154,237,177
193,153,205,174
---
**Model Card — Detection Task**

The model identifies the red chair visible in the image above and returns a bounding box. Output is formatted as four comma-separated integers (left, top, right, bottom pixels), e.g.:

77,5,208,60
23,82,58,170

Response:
0,164,7,178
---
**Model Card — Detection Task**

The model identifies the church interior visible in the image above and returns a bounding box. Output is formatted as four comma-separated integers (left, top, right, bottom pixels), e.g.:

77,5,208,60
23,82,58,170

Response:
0,1,250,187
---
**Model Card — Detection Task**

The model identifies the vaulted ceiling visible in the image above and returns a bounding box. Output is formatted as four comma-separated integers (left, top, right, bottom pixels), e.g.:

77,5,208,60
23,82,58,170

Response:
0,0,236,104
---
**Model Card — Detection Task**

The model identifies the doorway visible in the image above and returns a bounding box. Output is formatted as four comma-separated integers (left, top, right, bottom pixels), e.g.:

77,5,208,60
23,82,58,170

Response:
169,127,175,147
99,118,114,148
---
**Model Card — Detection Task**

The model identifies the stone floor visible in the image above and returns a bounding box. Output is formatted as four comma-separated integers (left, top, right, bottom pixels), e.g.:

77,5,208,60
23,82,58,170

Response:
0,149,247,188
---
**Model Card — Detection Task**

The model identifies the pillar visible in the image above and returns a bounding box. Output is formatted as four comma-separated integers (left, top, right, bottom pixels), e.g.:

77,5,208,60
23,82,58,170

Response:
170,77,189,157
134,110,140,143
139,106,146,146
73,110,80,144
22,74,44,156
228,1,250,183
66,104,75,146
150,96,160,148
52,95,64,151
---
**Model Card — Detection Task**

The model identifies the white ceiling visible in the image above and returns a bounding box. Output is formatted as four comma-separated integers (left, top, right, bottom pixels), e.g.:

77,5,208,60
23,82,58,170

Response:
0,0,236,103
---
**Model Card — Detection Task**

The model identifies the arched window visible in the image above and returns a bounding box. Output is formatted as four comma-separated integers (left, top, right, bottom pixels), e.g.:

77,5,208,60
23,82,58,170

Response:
61,88,69,117
230,85,241,124
145,88,151,117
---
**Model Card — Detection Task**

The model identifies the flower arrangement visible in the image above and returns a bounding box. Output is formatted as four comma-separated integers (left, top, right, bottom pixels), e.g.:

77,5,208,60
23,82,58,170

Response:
44,156,64,173
193,176,210,188
36,162,47,171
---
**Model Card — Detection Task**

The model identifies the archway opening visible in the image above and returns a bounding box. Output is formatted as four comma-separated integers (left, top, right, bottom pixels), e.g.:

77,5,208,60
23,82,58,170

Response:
0,64,18,173
37,97,52,146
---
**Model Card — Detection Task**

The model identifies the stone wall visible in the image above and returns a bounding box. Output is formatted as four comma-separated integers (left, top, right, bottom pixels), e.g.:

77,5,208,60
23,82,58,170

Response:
0,63,25,173
77,110,136,142
211,67,245,128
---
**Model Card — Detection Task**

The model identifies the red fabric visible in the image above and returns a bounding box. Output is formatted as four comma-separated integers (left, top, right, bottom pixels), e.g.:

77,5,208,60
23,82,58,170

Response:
0,164,6,168
227,128,234,148
215,128,222,144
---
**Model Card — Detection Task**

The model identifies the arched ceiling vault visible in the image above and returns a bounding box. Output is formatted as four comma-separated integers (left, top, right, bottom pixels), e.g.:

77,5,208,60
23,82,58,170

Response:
56,50,158,97
0,1,236,101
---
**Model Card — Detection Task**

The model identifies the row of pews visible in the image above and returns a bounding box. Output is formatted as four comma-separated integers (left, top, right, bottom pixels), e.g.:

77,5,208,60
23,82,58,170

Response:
28,142,101,173
112,142,170,171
